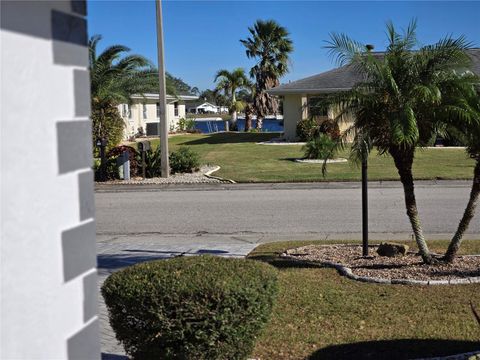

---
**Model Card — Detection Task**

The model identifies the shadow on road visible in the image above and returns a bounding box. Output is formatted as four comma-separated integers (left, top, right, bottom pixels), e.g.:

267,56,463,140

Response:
98,248,244,275
307,339,480,360
101,353,127,360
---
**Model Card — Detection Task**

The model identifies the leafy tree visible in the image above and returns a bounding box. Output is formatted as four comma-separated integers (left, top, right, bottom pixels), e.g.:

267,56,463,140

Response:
323,19,476,264
165,72,197,95
89,35,157,150
214,68,249,129
240,20,293,129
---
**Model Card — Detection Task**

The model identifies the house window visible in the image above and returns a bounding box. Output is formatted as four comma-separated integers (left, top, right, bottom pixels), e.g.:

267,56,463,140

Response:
128,105,132,119
143,104,147,119
174,102,179,117
308,97,328,117
156,102,160,118
122,104,128,117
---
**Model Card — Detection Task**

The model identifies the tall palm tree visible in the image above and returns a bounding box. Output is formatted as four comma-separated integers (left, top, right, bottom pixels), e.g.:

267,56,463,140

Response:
442,80,480,262
89,35,161,149
236,82,256,131
214,68,249,129
323,20,474,264
240,20,293,129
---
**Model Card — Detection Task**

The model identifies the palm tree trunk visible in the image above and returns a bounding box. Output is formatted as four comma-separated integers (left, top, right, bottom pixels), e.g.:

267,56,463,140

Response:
390,146,435,264
230,91,237,131
256,116,263,130
444,160,480,262
245,104,253,132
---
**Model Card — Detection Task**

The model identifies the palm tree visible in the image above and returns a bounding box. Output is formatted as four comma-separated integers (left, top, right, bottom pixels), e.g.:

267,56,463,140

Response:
89,35,160,150
240,20,293,129
214,68,249,130
442,80,480,262
323,19,475,264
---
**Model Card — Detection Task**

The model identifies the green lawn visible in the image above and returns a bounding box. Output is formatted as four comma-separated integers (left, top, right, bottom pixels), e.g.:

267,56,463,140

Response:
143,132,475,182
248,240,480,359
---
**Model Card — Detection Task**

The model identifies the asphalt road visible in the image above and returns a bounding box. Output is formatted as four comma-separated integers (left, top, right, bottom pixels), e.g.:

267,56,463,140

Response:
95,181,479,243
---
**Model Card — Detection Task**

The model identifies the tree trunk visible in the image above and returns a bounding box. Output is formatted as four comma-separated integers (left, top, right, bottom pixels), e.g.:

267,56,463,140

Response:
444,160,480,262
230,91,237,131
256,116,263,130
244,104,253,132
389,146,435,264
231,110,237,131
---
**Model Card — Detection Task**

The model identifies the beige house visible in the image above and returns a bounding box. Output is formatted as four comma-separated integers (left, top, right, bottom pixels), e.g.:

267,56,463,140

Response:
118,93,198,138
269,48,480,141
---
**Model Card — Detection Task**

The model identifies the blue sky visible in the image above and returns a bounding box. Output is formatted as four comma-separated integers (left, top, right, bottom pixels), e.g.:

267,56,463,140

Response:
88,1,480,91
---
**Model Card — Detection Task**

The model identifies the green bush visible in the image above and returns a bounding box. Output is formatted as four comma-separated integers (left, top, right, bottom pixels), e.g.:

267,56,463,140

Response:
101,256,278,360
303,133,337,160
177,117,196,132
296,117,341,142
142,146,162,178
169,147,200,174
296,117,318,141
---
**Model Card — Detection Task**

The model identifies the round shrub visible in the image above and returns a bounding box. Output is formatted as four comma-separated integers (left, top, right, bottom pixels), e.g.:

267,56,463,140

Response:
303,133,337,160
296,117,318,141
101,256,278,360
169,146,200,174
107,145,140,177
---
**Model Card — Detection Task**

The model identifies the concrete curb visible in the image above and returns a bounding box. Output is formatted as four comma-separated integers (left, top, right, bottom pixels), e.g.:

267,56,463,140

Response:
203,166,236,184
414,350,480,360
294,158,348,164
281,253,480,285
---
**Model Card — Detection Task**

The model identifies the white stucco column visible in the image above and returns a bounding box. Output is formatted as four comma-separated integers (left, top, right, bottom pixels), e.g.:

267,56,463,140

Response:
282,94,309,141
1,1,100,358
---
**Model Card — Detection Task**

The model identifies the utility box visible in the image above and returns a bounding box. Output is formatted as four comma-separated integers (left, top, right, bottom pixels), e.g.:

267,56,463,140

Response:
116,151,130,180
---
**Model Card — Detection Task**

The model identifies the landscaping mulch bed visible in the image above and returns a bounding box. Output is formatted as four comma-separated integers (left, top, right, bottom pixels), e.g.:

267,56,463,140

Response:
283,244,480,282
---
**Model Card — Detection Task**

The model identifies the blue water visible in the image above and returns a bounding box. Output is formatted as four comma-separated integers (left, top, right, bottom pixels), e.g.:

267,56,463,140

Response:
195,118,283,133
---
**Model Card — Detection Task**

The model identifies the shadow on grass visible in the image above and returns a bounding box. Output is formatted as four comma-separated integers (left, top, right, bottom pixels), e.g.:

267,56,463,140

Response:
177,132,279,145
248,254,325,269
308,339,480,360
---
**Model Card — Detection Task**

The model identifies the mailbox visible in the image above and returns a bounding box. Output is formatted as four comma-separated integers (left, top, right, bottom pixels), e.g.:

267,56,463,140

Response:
137,140,151,152
96,138,107,147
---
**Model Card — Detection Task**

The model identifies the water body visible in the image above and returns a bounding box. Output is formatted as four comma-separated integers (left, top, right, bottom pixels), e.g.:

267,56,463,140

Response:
194,118,284,133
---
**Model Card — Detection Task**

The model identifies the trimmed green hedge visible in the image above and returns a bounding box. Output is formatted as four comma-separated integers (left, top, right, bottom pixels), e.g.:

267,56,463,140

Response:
101,255,278,360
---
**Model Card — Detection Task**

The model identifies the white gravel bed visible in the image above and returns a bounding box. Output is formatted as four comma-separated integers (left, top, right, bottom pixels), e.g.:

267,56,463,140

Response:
257,140,306,145
294,158,348,164
282,244,480,285
102,165,225,184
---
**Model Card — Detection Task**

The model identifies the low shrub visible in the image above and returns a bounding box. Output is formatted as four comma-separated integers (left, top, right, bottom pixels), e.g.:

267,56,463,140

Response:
101,255,278,360
169,147,200,174
296,117,318,141
107,145,140,177
94,145,139,181
296,117,341,141
177,117,196,132
303,133,337,160
142,146,162,178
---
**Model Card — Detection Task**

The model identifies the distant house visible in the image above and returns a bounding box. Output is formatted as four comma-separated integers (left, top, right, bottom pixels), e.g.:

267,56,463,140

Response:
118,93,198,138
186,101,228,114
269,48,480,141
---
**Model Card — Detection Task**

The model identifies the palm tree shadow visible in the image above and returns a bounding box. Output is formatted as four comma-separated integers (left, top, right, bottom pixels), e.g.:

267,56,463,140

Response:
308,339,480,360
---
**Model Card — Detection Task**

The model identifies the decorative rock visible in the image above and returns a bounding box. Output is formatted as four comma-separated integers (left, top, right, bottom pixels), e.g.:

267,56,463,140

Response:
377,242,409,257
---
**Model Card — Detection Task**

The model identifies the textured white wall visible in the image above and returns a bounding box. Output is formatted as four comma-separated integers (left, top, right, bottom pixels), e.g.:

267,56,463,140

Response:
1,1,99,359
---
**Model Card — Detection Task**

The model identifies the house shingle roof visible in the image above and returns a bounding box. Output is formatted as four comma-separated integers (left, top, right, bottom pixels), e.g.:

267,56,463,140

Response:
268,49,480,95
